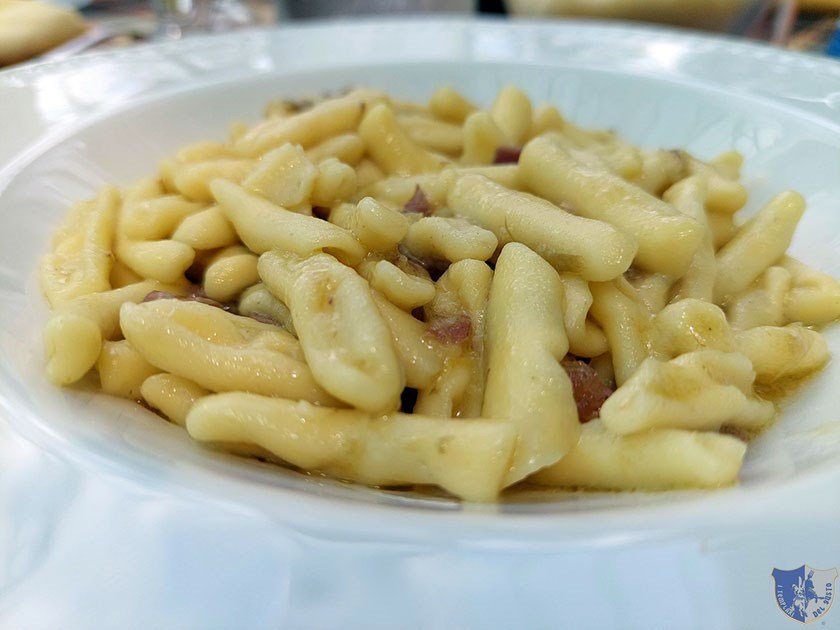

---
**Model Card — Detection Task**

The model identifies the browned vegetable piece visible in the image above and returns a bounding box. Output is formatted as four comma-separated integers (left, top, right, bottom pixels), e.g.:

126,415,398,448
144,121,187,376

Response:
427,313,472,344
561,358,613,422
403,185,433,216
719,425,753,442
493,146,521,164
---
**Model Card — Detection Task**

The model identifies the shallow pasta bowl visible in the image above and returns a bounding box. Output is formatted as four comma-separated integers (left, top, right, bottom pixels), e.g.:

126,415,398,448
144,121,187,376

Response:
1,18,840,627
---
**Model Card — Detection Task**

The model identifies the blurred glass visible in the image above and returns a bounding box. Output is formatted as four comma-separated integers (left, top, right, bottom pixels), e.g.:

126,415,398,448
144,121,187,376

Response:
507,0,773,34
153,0,258,38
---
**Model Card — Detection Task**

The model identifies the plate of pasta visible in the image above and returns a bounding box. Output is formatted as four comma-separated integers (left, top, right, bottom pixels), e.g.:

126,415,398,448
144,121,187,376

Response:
2,19,840,526
32,78,840,504
5,17,840,628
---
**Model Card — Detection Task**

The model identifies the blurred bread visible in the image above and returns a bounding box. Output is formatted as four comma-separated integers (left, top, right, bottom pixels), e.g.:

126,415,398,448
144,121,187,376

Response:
798,0,840,9
0,0,87,66
507,0,760,32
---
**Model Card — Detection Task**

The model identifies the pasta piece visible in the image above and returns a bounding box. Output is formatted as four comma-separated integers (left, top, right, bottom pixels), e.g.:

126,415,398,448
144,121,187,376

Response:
786,290,840,328
326,203,356,231
41,187,119,306
709,150,743,181
414,357,473,419
43,280,168,385
520,136,702,276
707,212,736,250
397,114,464,156
358,103,444,176
202,246,259,303
364,260,436,311
211,179,365,265
237,283,295,334
704,172,748,216
551,118,614,147
353,159,385,190
455,164,520,189
417,259,493,418
599,350,775,434
527,104,565,139
242,143,318,209
626,271,672,315
141,373,209,427
186,392,517,502
109,261,142,289
115,237,195,284
170,205,238,250
120,195,204,241
361,173,448,208
482,243,580,486
556,273,608,358
686,155,748,215
44,313,102,386
628,149,687,196
424,259,493,334
96,340,159,400
235,89,384,156
650,299,734,359
171,159,254,202
664,176,716,303
534,135,605,170
780,257,840,326
447,174,636,281
402,216,498,264
371,292,444,389
726,266,792,330
305,133,366,166
120,299,335,404
123,177,164,204
588,142,643,180
258,251,404,413
55,280,171,339
589,280,650,386
428,86,477,123
734,324,829,384
176,140,234,163
311,157,357,207
532,420,746,490
490,85,532,146
714,191,805,303
329,198,409,253
461,111,508,165
392,99,430,116
539,131,642,180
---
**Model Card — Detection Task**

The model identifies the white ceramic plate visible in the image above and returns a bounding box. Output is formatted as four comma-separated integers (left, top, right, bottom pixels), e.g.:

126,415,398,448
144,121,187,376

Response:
2,19,840,629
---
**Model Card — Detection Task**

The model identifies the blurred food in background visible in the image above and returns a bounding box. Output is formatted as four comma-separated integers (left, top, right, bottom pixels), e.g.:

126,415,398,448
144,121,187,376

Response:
0,0,837,68
281,0,473,19
0,0,87,65
153,0,260,39
507,0,770,32
799,0,840,8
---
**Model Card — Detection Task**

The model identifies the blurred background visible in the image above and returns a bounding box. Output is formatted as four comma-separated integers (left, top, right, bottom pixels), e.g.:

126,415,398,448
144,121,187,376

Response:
1,0,838,68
